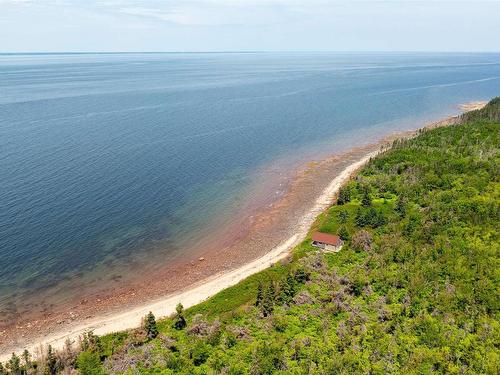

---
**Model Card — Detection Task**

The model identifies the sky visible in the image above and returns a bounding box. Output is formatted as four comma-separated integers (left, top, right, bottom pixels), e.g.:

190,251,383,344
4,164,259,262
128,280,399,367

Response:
0,0,499,52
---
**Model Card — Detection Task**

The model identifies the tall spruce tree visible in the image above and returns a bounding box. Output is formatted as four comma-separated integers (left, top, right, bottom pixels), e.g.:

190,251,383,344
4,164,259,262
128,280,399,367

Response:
255,282,264,306
174,303,187,330
355,208,366,227
144,311,159,339
282,273,297,303
22,349,32,374
261,283,275,317
361,189,371,207
45,346,57,375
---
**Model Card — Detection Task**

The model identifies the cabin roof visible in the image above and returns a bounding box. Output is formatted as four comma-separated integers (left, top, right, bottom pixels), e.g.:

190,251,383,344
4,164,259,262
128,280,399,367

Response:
312,232,342,246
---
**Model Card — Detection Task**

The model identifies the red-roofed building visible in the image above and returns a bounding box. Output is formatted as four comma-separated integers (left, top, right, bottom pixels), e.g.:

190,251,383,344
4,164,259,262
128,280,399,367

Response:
311,232,344,252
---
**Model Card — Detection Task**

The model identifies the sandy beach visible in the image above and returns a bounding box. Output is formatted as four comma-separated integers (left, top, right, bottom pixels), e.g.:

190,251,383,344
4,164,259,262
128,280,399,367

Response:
0,101,487,361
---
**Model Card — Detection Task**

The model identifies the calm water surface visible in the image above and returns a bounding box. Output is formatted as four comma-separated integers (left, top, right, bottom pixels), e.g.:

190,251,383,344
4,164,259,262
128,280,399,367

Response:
1,52,499,321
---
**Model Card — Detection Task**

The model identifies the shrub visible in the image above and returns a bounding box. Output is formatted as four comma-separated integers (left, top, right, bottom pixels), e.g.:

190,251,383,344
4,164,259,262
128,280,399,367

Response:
352,230,373,252
190,342,210,366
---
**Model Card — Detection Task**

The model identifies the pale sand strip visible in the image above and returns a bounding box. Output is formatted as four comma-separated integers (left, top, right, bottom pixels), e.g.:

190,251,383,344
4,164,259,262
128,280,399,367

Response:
0,150,379,361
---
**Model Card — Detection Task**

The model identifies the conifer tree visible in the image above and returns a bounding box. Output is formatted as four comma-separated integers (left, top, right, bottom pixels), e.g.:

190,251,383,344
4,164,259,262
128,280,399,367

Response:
374,210,387,227
294,268,309,284
361,189,371,207
337,186,351,205
276,279,285,304
338,209,349,224
355,208,366,227
268,281,275,301
61,338,76,369
174,303,187,330
7,353,20,375
76,351,103,375
255,282,264,307
261,282,275,317
281,273,297,303
80,331,102,353
338,226,350,241
45,346,57,375
22,349,31,374
395,196,407,218
144,311,159,339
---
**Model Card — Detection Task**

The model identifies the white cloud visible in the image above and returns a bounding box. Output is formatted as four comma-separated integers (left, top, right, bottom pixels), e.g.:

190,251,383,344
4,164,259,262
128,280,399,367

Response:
105,0,500,27
115,1,292,26
0,0,34,3
1,0,499,51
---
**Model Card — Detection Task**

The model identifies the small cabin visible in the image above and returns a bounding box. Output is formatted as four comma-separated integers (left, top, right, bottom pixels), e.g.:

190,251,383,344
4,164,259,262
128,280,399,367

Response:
311,232,344,253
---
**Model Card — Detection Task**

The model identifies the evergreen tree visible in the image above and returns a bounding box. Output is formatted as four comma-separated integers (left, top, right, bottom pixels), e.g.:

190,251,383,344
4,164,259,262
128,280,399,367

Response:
361,189,371,207
338,226,350,241
62,338,76,369
365,207,377,226
174,303,187,330
261,283,275,317
294,268,309,284
404,214,420,237
22,349,31,374
268,281,275,300
374,210,387,227
395,196,407,218
80,331,102,353
355,208,366,227
144,311,159,339
276,277,292,304
337,186,351,205
255,282,264,307
276,279,285,304
7,353,20,375
355,207,387,228
281,273,297,303
0,362,5,375
76,351,104,375
338,209,349,224
45,346,57,375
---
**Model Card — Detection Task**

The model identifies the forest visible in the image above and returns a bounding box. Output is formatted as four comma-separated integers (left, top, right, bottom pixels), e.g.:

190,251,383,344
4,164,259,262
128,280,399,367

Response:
1,98,499,374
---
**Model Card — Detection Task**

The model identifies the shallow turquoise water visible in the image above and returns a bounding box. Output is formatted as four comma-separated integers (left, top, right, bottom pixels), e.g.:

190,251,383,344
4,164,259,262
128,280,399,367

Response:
1,52,499,322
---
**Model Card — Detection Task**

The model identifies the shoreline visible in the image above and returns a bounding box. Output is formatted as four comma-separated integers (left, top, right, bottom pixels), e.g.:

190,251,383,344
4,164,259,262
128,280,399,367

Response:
0,101,487,360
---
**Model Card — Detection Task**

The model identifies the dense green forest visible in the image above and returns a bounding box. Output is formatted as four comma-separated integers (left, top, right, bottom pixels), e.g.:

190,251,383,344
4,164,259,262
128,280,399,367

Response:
2,99,499,374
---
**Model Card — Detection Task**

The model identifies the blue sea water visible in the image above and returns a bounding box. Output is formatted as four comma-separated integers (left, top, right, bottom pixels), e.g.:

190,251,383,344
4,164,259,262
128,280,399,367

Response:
1,52,499,322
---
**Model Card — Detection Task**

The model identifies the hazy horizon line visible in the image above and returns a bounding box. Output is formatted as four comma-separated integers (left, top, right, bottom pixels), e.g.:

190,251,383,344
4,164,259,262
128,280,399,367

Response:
2,50,500,56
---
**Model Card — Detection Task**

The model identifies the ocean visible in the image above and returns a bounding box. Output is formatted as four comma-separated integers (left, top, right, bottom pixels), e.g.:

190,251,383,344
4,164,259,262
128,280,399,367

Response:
1,52,499,324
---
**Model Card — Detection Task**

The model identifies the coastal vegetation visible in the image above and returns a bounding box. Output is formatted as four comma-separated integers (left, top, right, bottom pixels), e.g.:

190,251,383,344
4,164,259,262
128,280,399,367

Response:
1,98,499,374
